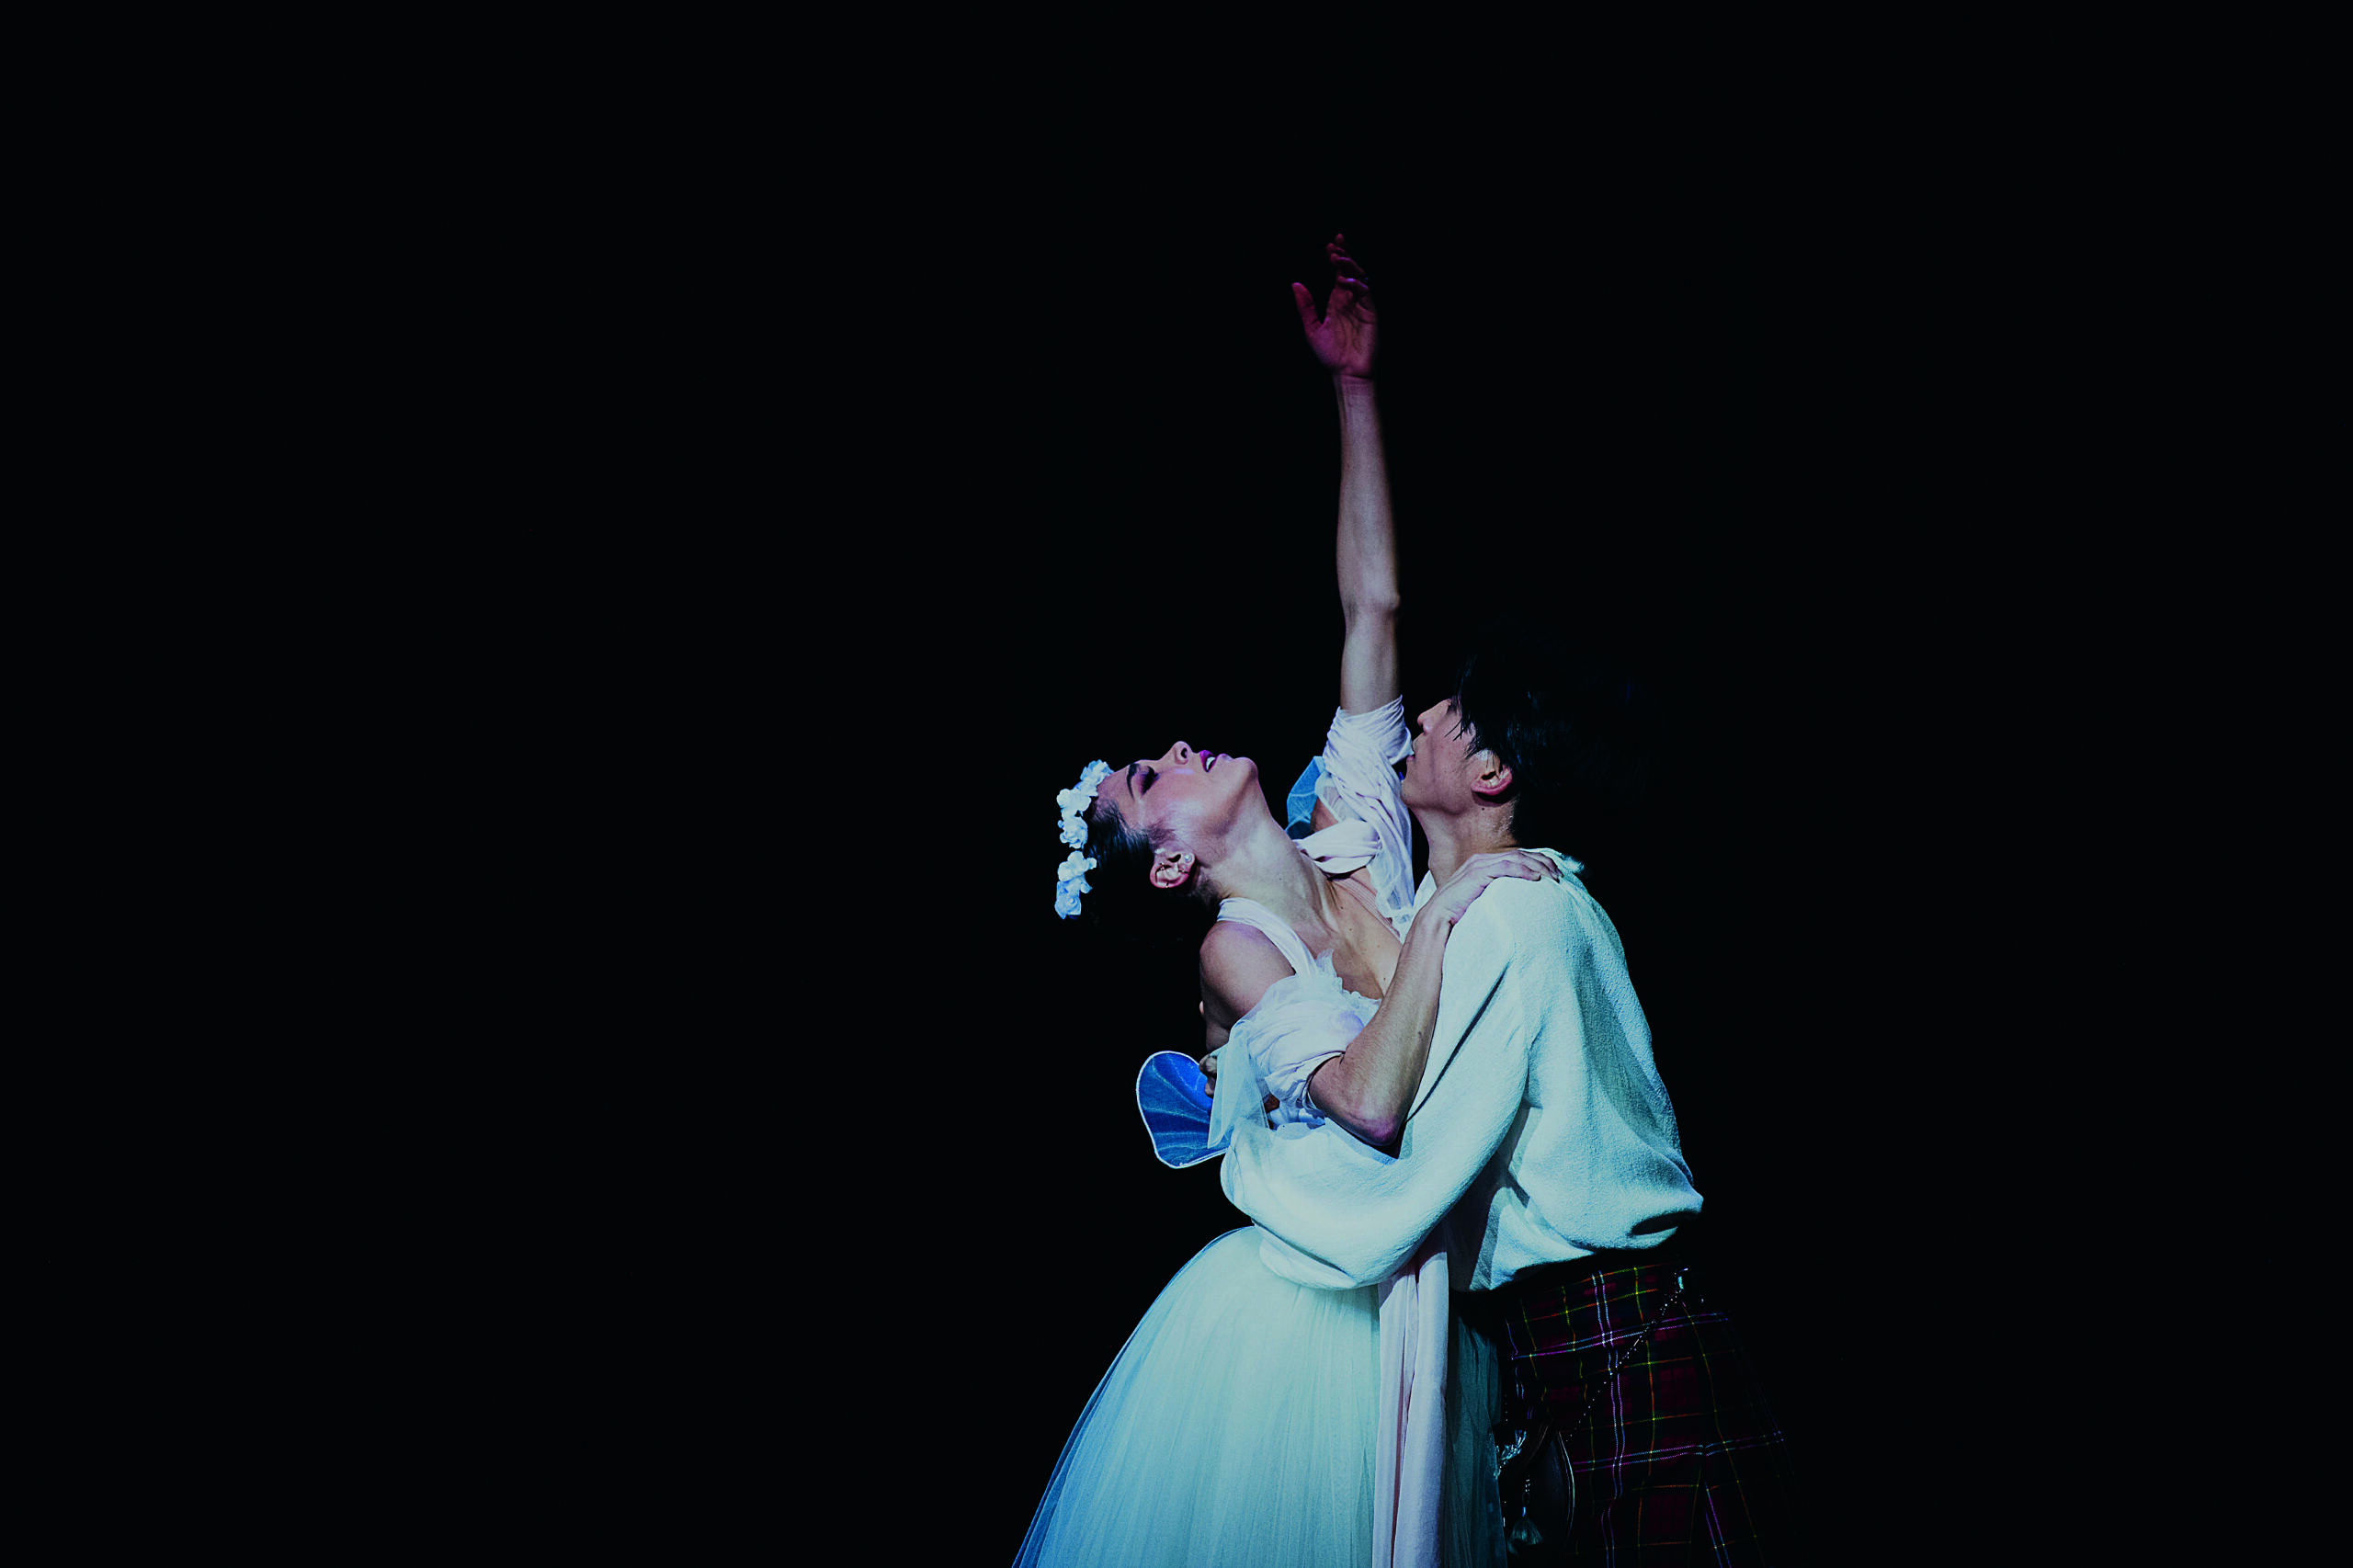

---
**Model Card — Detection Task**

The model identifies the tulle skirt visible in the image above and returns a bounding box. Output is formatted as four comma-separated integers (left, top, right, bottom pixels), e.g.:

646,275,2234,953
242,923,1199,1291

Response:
1017,1227,1505,1568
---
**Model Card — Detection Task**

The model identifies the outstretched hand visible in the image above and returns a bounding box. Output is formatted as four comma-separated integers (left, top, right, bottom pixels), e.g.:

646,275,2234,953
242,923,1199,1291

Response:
1294,234,1377,381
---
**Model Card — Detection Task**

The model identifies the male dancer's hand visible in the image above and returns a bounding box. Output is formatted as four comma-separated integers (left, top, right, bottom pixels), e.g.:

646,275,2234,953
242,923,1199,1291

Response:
1293,234,1378,381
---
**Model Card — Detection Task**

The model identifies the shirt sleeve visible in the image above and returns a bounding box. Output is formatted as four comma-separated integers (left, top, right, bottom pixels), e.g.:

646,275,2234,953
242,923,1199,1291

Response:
1293,698,1417,933
1218,895,1540,1290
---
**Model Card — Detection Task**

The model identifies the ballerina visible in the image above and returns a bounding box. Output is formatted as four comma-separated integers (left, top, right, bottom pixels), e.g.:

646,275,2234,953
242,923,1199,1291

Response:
1021,238,1546,1568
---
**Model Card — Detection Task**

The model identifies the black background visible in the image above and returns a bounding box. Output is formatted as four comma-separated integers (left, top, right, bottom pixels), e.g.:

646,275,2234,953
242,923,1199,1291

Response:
851,153,1985,1551
303,41,2226,1562
508,115,2039,1555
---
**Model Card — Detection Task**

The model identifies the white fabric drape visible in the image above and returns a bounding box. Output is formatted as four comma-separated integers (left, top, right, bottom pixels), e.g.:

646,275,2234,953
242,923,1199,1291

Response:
1211,697,1452,1568
1371,1237,1449,1568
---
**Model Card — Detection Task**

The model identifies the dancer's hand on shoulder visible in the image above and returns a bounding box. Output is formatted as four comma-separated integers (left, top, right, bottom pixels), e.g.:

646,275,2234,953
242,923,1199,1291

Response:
1425,850,1560,928
1293,233,1377,381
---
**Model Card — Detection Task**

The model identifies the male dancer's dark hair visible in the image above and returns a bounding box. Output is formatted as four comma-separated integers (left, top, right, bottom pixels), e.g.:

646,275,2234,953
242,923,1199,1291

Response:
1449,619,1656,869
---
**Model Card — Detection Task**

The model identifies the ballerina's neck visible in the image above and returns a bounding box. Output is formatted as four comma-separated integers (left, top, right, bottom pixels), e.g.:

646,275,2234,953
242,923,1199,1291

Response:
1210,832,1335,936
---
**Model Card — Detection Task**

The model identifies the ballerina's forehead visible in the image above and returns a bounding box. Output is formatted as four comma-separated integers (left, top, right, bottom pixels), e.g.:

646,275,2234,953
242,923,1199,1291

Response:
1090,762,1143,821
1093,759,1185,837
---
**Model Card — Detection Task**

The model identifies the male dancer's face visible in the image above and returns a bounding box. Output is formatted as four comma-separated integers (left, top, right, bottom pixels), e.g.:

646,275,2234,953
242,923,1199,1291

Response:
1401,695,1499,820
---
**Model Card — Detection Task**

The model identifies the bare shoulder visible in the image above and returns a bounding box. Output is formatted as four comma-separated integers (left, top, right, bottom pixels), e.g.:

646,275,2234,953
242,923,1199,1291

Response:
1199,922,1296,1032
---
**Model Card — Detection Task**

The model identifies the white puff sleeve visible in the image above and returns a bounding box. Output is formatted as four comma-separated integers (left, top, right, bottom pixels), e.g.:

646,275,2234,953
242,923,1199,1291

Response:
1292,697,1417,935
1205,959,1380,1153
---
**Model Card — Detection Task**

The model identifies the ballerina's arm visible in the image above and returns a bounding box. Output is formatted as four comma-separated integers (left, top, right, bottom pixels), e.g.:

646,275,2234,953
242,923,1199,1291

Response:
1199,925,1298,1119
1306,851,1559,1149
1199,922,1297,1051
1200,854,1558,1151
1294,235,1397,718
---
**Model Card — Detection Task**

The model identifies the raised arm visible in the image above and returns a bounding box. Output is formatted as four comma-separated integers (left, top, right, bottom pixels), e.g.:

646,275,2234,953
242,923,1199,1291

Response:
1294,236,1397,715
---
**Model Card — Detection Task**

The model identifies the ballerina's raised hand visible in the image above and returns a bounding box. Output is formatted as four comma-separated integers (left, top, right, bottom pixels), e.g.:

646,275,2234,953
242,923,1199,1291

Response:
1293,233,1378,381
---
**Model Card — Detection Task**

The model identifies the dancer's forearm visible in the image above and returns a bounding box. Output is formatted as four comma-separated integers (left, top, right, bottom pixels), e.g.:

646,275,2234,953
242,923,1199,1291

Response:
1307,912,1446,1149
1293,234,1393,715
1307,851,1561,1147
1335,374,1400,715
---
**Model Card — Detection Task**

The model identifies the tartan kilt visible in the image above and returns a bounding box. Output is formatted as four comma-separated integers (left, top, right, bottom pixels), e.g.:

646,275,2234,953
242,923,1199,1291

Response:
1492,1251,1798,1564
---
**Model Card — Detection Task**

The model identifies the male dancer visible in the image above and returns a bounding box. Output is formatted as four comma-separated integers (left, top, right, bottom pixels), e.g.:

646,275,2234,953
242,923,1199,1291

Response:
1226,600,1799,1562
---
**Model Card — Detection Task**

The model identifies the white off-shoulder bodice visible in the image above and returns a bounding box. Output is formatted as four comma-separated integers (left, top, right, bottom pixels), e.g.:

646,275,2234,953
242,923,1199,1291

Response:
1205,899,1383,1151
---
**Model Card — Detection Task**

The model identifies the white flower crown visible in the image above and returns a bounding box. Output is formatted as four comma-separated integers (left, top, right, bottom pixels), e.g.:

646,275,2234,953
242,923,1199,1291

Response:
1053,760,1112,918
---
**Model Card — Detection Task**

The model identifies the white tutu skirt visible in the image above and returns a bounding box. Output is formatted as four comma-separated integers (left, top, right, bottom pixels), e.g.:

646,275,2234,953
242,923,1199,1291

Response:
1017,1228,1505,1568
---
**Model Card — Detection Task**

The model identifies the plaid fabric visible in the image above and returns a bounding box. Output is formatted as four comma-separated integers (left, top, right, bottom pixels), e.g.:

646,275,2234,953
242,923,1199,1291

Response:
1495,1253,1798,1564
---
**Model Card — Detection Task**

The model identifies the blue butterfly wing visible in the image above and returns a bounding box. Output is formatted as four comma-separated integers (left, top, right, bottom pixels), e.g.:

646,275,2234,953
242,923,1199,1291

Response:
1136,1051,1224,1168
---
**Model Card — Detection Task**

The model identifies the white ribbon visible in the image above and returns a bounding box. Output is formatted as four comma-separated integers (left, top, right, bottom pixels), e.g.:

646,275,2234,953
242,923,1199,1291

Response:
1371,1234,1449,1568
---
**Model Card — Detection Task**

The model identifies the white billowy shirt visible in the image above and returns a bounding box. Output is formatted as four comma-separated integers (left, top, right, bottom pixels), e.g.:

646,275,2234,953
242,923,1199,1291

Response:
1220,846,1704,1293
